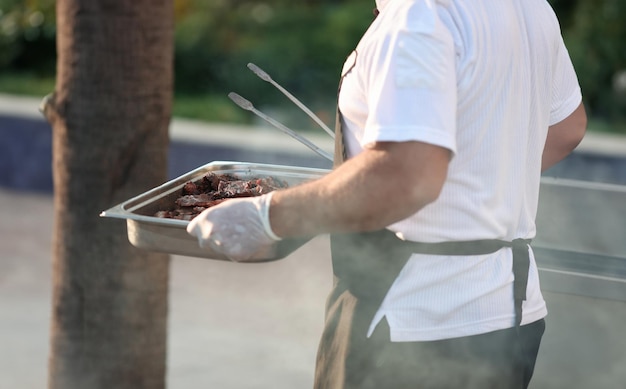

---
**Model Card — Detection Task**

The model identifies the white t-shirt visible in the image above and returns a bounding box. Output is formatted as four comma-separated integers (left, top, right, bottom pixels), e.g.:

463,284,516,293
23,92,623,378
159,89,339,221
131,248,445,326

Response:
338,0,582,341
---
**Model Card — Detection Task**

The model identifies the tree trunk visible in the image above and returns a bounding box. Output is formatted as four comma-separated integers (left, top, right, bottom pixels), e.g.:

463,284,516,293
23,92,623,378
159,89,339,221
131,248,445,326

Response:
43,1,173,388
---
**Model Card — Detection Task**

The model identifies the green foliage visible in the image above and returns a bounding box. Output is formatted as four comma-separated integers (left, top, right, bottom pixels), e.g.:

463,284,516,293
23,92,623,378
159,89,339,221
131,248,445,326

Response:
563,0,626,123
1,0,625,133
0,70,54,94
173,93,249,124
173,0,372,107
0,0,56,73
170,0,372,129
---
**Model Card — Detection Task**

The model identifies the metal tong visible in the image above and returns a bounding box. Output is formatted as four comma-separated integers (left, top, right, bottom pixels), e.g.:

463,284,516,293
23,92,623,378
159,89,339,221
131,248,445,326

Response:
228,92,333,162
247,63,334,139
228,63,334,161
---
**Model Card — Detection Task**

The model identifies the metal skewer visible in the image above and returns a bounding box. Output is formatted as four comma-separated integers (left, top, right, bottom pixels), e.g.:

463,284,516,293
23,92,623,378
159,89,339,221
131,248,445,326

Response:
247,63,335,139
228,92,333,162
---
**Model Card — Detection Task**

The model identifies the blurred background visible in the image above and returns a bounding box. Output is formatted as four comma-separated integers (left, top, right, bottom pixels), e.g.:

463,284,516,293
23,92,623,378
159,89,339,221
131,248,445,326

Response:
1,0,375,131
0,0,624,133
1,1,625,388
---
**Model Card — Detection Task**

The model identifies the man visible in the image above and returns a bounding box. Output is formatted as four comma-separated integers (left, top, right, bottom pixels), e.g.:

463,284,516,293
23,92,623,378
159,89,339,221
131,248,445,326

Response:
188,0,587,387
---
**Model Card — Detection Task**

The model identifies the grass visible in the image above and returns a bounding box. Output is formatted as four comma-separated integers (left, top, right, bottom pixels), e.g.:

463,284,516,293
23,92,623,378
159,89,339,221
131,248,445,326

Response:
172,93,249,124
1,71,624,135
0,72,56,97
0,72,250,124
0,71,338,131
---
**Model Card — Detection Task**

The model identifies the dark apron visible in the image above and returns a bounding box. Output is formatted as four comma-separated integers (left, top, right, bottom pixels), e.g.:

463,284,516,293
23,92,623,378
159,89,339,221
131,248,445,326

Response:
313,56,532,388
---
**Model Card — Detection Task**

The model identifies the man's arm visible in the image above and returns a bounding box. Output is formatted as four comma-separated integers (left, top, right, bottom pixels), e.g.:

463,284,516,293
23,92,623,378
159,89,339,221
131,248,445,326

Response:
542,102,587,171
270,141,450,238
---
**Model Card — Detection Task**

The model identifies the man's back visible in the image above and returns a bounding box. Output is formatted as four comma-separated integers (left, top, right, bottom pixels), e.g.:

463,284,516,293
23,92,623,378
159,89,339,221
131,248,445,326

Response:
339,0,583,342
383,0,582,243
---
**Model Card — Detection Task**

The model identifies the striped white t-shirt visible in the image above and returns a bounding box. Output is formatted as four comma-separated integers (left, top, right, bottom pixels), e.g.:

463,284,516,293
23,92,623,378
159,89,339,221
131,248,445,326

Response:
338,0,582,341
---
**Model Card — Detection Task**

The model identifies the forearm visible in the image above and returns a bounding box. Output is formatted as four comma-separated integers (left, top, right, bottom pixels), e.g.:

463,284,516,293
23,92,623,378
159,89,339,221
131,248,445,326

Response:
269,142,450,238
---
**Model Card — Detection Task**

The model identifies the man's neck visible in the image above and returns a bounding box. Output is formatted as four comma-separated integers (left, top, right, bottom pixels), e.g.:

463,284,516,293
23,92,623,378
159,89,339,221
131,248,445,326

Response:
375,0,392,13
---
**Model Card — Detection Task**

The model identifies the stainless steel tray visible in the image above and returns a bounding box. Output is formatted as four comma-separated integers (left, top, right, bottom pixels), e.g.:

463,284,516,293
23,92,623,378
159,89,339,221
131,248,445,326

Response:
100,161,330,261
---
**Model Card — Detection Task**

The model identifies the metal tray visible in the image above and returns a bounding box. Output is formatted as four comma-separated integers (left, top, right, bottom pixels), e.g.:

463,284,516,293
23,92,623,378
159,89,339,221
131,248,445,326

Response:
100,161,330,261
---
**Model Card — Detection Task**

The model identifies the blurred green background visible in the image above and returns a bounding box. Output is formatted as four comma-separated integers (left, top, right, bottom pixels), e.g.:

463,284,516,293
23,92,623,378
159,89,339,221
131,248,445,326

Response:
0,0,624,133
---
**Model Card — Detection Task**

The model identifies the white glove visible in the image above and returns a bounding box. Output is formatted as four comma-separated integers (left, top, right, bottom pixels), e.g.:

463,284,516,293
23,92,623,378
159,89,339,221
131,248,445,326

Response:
186,192,282,262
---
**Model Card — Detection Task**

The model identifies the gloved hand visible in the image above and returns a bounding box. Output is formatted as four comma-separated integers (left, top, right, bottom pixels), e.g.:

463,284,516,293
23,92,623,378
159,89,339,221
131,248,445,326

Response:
186,192,282,262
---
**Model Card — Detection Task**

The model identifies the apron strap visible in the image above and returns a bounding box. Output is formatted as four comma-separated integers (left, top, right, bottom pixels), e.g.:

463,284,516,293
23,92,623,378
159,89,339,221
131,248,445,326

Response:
510,239,531,329
400,238,532,329
331,231,532,329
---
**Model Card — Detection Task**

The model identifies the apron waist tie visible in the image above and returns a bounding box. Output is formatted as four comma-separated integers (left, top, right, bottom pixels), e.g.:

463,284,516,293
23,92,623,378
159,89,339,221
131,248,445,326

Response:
331,232,532,330
395,238,531,329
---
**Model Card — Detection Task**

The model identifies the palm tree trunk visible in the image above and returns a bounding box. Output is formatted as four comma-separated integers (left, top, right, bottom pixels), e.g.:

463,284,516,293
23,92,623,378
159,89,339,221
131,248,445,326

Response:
43,1,174,388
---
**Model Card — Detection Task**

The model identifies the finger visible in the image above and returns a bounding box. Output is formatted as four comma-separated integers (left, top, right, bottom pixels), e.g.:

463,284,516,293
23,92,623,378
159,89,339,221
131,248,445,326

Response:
186,206,215,235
